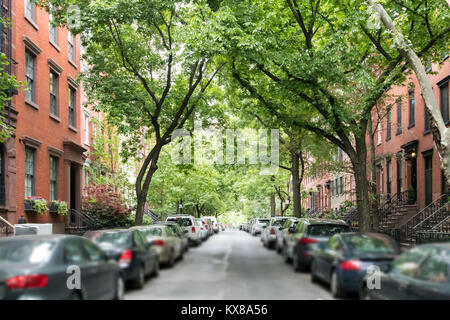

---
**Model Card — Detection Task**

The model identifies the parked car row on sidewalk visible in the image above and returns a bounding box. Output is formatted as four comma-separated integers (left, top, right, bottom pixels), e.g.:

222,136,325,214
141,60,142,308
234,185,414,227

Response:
0,214,223,300
245,216,450,299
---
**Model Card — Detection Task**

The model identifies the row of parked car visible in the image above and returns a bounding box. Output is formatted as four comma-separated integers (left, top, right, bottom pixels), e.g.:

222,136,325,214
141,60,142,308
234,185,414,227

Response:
242,216,450,299
0,214,224,300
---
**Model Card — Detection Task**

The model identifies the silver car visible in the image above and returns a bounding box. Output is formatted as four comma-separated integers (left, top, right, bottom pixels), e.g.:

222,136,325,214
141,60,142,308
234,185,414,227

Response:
250,218,270,236
275,217,300,253
261,217,290,249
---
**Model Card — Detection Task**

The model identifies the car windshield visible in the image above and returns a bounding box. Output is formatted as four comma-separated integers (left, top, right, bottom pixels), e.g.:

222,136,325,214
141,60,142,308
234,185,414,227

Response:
94,231,132,248
167,217,192,227
142,228,163,237
272,219,288,227
257,219,270,224
0,240,56,266
307,224,350,237
343,234,398,254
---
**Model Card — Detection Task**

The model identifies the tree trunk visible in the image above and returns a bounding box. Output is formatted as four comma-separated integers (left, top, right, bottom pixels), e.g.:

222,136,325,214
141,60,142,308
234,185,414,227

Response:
367,116,380,230
350,136,373,232
270,194,276,217
135,145,162,225
369,0,450,185
291,150,301,218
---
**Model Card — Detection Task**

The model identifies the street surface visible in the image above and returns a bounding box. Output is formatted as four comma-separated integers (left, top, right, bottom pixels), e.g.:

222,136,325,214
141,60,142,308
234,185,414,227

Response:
125,229,335,300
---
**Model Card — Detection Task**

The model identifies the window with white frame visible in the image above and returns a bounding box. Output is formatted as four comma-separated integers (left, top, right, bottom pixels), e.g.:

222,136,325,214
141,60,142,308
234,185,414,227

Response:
68,31,75,62
49,8,58,44
25,0,35,22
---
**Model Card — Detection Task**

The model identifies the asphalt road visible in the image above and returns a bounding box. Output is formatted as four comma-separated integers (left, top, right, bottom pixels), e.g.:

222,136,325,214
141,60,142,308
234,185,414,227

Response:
125,229,335,300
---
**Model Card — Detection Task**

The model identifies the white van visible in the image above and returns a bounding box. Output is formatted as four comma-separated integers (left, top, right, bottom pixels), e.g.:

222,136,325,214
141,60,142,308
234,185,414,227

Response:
166,215,202,246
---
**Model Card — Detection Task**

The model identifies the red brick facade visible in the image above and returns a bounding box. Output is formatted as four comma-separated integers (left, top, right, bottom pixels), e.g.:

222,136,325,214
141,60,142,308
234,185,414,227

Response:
1,2,88,233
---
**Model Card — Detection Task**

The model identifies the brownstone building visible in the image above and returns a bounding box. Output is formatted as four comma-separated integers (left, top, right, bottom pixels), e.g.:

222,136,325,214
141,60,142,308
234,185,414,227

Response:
0,0,88,233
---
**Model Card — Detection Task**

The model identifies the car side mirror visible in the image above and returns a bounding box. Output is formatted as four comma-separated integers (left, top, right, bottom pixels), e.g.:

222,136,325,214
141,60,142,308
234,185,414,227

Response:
288,226,295,233
263,225,267,229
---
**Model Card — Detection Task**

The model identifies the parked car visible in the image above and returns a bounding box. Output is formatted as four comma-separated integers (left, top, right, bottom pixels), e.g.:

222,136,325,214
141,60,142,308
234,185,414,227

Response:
275,217,300,253
196,219,209,241
219,223,225,231
0,235,124,300
360,242,450,300
166,215,202,245
261,217,289,249
251,218,271,236
283,219,350,271
156,222,189,253
131,225,183,268
201,217,214,237
206,216,220,233
311,232,400,298
84,229,159,289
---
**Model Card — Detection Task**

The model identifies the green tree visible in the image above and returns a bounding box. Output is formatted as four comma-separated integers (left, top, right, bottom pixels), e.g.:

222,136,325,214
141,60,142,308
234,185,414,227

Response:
37,0,225,225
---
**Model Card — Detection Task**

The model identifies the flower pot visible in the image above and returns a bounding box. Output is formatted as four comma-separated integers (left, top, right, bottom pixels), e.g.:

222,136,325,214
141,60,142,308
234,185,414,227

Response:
49,202,58,213
24,200,34,211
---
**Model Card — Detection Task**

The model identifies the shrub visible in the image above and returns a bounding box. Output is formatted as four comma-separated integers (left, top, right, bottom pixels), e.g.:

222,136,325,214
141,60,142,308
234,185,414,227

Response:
82,184,132,227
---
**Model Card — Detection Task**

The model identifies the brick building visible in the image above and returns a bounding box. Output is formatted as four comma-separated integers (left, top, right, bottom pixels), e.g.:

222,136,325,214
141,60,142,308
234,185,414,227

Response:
0,1,90,233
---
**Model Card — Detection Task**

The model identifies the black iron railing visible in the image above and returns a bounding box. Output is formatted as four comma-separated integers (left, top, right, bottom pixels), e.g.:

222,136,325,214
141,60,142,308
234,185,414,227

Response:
394,194,449,244
307,207,320,217
415,231,450,244
0,215,14,237
144,208,161,222
70,209,110,230
378,190,411,227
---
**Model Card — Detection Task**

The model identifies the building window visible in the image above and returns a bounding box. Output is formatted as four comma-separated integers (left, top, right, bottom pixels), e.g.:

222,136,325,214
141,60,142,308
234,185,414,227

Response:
50,156,58,201
25,50,35,102
84,112,90,145
0,146,5,206
440,81,449,125
386,159,392,196
377,123,382,145
49,9,58,44
69,87,76,127
25,0,35,22
68,31,75,62
396,99,402,135
424,100,431,134
386,107,391,141
25,147,35,198
340,177,344,195
49,71,58,116
396,157,402,194
408,90,415,128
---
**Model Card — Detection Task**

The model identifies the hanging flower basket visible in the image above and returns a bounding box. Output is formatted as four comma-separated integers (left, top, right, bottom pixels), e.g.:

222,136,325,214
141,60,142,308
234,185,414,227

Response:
24,197,48,215
49,200,69,216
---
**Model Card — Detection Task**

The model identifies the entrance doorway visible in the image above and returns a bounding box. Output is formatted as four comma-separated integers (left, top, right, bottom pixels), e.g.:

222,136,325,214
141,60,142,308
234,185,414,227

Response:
70,163,77,225
424,153,433,206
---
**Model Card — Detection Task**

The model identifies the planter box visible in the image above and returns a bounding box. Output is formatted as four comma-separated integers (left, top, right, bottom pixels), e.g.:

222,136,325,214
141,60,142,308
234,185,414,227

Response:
49,203,58,213
24,200,34,211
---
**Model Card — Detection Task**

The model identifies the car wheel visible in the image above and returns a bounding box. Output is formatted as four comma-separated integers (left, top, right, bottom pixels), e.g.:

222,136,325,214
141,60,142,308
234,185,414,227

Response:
178,252,184,261
276,243,282,254
359,285,371,300
133,265,145,289
293,252,301,272
330,270,344,299
71,291,83,300
114,276,125,300
152,259,160,277
311,261,319,284
283,245,291,264
167,250,175,268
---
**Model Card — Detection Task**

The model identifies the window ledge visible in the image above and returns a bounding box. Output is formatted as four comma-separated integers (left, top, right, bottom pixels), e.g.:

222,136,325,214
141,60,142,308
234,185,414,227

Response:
24,16,39,30
68,59,78,69
408,124,415,129
49,41,60,52
25,100,39,110
49,114,61,123
69,125,78,133
396,130,402,136
84,142,90,147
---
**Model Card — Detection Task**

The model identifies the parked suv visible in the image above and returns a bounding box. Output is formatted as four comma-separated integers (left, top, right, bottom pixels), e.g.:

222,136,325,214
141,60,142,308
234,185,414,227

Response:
251,218,270,236
283,218,350,271
166,215,202,246
276,217,300,253
261,217,289,249
206,216,219,233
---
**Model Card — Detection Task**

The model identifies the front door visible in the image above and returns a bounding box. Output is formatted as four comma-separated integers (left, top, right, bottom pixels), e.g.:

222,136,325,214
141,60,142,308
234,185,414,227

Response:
70,163,77,225
425,155,433,206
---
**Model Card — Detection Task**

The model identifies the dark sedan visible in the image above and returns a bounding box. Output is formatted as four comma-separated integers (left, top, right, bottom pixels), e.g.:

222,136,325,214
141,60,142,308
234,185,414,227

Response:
361,243,450,300
84,229,159,289
0,235,123,300
311,232,400,298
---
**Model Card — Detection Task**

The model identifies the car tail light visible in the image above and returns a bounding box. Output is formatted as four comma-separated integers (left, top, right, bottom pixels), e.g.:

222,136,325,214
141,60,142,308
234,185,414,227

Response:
192,227,196,233
154,239,165,246
270,228,276,235
119,249,133,268
300,237,318,245
201,227,204,231
6,274,48,289
340,260,361,271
